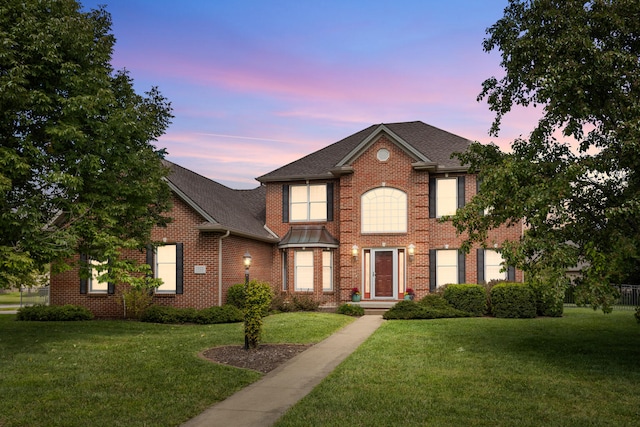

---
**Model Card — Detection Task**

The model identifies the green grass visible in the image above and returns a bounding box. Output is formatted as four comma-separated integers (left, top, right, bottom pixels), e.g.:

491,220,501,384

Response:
0,291,21,305
276,308,640,427
0,312,353,427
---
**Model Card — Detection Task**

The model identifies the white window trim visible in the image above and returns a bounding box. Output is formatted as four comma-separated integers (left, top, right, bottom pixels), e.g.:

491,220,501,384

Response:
155,244,177,294
361,187,408,233
290,184,327,222
436,178,457,218
436,249,458,288
89,259,108,293
322,251,333,291
294,250,314,292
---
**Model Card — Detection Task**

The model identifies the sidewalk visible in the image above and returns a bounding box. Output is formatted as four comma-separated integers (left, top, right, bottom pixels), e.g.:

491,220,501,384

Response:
182,314,384,427
0,305,20,315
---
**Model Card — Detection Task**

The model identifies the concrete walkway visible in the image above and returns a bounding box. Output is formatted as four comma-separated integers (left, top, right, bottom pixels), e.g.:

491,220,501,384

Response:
182,314,384,427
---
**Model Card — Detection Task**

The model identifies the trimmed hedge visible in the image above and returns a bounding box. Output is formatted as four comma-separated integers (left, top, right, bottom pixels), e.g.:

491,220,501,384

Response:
490,282,536,318
17,304,94,321
140,304,243,324
443,284,487,316
383,299,470,320
336,303,365,317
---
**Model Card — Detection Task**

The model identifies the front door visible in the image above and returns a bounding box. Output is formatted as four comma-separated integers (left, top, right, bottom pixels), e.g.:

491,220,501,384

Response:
373,250,394,298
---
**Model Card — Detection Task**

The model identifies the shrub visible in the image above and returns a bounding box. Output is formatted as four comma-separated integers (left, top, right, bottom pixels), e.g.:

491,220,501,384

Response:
244,280,273,349
140,304,243,324
443,284,487,316
635,306,640,324
226,283,246,309
121,288,154,319
490,282,536,318
419,293,454,309
383,300,470,320
17,304,94,321
528,268,568,317
336,303,365,317
482,279,507,314
193,305,243,324
270,293,320,312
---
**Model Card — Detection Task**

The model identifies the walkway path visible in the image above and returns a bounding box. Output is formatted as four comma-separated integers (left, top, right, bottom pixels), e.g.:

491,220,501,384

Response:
182,314,384,427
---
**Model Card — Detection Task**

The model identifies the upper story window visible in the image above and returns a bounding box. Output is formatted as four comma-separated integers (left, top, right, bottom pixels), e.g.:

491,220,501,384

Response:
291,184,327,221
429,176,466,218
361,187,407,233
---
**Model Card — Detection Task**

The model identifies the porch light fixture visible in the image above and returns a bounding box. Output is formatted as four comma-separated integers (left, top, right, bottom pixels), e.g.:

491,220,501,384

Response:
408,244,415,260
351,244,359,260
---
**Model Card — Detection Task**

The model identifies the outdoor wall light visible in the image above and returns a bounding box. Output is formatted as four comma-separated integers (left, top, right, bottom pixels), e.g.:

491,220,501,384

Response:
352,244,359,259
408,244,415,260
243,251,252,269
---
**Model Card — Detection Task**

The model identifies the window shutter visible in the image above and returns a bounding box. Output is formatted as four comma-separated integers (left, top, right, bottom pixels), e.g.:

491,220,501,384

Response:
457,176,465,209
429,177,436,218
429,249,436,291
79,253,88,294
107,260,115,294
176,243,184,294
282,184,289,223
146,245,154,276
507,265,515,282
477,249,485,284
458,251,466,284
326,182,334,222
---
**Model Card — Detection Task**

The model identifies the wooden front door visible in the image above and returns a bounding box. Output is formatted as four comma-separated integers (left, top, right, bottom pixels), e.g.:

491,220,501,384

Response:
373,250,394,298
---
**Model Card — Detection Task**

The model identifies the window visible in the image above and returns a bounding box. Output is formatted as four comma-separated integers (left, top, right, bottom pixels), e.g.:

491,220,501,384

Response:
156,245,177,293
89,259,109,293
290,184,327,222
322,251,333,291
361,187,407,233
436,250,458,288
429,176,465,218
485,249,507,282
294,250,314,291
430,249,465,291
282,251,288,291
436,178,457,217
146,243,183,294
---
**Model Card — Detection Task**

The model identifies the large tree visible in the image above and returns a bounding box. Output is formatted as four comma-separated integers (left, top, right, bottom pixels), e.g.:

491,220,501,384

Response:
0,0,173,288
451,0,640,311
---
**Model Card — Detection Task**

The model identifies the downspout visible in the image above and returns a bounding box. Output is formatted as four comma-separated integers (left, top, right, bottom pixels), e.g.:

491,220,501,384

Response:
218,230,231,306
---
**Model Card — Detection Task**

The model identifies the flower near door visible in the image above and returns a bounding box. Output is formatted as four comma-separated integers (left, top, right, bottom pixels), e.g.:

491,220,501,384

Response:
351,287,361,302
404,288,415,300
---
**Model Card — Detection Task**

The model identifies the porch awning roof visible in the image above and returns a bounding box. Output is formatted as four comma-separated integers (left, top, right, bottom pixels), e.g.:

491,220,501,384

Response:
278,225,339,249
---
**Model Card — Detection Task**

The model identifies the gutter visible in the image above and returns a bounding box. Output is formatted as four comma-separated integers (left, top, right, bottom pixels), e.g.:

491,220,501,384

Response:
218,230,230,306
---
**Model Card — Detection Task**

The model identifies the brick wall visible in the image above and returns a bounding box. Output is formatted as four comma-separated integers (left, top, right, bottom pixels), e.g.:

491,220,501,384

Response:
50,195,275,317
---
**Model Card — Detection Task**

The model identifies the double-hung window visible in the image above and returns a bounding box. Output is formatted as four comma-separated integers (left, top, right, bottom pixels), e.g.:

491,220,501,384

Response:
477,249,515,283
429,249,466,291
290,184,327,222
294,250,314,291
429,176,465,218
146,243,184,294
89,259,109,293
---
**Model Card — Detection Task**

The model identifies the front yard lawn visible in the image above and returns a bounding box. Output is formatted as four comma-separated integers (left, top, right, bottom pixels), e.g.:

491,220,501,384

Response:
276,308,640,427
0,312,353,427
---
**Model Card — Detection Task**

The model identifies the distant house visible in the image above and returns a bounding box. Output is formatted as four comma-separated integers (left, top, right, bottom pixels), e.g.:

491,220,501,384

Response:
50,121,522,316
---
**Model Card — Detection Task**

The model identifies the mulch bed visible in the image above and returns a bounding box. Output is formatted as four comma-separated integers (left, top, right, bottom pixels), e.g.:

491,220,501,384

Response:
201,344,312,373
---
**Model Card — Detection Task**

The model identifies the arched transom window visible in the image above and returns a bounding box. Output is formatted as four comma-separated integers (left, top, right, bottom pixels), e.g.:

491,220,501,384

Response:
361,187,407,233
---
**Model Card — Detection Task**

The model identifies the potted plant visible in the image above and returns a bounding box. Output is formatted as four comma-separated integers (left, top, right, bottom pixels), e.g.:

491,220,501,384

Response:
351,287,361,302
404,288,415,300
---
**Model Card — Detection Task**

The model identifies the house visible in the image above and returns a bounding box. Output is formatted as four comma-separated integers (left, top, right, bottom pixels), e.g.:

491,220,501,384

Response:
50,121,522,317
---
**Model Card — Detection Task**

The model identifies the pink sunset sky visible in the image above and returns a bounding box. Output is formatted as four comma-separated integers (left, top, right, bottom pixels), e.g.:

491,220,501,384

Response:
81,0,541,189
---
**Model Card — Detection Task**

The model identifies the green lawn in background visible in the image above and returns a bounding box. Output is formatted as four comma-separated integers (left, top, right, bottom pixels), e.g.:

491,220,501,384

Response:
0,312,353,427
275,308,640,427
0,292,21,305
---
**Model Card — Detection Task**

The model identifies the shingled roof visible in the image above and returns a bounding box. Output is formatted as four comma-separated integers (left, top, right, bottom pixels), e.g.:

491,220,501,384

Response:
163,161,276,242
256,121,473,183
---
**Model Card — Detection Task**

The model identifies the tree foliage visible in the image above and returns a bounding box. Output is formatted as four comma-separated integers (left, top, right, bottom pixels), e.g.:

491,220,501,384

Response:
451,0,640,312
0,0,173,288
